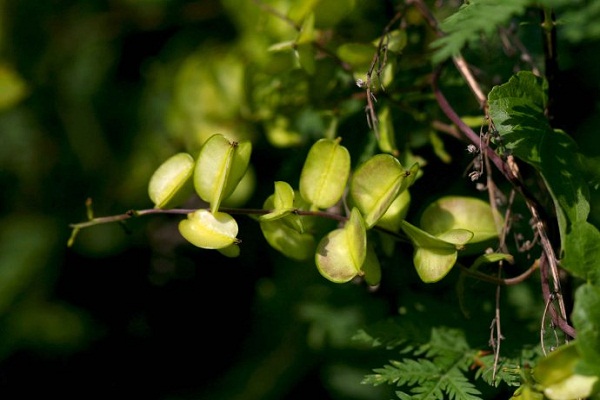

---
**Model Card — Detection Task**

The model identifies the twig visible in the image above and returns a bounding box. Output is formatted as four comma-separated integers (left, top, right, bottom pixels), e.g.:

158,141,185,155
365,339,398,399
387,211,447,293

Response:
358,9,404,137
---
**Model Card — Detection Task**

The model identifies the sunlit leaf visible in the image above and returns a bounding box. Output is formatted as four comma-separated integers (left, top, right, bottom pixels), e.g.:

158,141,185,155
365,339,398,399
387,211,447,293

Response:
336,42,375,70
561,221,600,284
295,43,316,75
296,12,315,45
533,342,598,400
300,138,350,209
488,71,590,247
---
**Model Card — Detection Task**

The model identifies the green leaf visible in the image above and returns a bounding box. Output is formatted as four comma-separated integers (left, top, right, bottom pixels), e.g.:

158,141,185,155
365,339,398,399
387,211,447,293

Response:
572,284,600,377
469,252,514,271
430,0,529,64
148,152,195,209
287,0,319,25
350,153,411,228
561,221,600,284
363,327,482,399
336,43,375,70
315,208,366,283
488,71,590,246
0,63,29,110
178,210,239,250
533,342,599,400
296,12,315,45
299,138,350,209
295,43,316,75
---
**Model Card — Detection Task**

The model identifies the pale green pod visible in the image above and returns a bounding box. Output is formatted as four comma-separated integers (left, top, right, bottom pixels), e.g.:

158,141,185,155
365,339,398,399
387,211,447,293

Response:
148,153,195,209
178,210,238,250
315,208,366,283
299,138,350,209
194,134,252,213
420,196,501,244
350,153,408,227
259,219,315,261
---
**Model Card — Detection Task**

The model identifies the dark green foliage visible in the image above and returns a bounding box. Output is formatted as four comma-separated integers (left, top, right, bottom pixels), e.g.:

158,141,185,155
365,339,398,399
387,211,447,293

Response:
3,0,600,399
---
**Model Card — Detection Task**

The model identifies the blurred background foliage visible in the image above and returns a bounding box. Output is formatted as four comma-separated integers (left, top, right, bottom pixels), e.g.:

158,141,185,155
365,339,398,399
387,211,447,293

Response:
0,0,599,399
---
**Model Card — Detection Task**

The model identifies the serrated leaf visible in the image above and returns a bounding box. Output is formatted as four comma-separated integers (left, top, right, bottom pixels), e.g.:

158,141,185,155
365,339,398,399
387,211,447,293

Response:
299,138,350,209
315,208,366,283
148,152,195,209
559,221,600,284
430,0,529,64
488,71,590,247
178,210,238,249
350,154,409,228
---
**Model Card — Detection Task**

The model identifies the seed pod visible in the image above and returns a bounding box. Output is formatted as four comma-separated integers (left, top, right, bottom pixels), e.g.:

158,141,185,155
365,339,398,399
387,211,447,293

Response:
148,152,195,209
178,210,238,250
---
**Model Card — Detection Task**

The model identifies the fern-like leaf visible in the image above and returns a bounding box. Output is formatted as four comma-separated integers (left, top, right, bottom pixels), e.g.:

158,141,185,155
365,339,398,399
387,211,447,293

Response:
363,327,484,399
430,0,530,64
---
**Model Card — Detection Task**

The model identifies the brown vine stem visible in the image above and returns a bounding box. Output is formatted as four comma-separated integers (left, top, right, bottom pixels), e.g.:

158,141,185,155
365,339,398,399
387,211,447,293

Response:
359,8,404,140
67,204,412,247
416,0,574,339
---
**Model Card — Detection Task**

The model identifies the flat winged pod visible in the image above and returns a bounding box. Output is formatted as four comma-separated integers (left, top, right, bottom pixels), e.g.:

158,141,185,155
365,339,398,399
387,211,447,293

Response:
148,153,195,209
299,138,350,209
194,134,252,213
315,208,366,283
178,210,238,250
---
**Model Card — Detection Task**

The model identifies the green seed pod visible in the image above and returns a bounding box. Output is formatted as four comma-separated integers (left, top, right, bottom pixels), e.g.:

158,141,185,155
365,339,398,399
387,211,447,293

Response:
300,138,350,209
178,210,238,250
148,153,195,209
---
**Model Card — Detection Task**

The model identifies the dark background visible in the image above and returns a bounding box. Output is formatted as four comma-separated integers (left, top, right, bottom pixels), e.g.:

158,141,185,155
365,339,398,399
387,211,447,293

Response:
1,1,599,399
